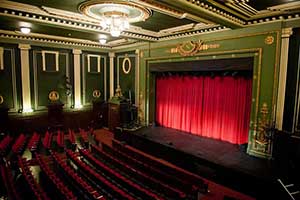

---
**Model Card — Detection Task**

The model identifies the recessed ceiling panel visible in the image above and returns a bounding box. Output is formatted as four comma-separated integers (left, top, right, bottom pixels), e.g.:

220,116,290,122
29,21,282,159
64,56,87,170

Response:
133,11,196,32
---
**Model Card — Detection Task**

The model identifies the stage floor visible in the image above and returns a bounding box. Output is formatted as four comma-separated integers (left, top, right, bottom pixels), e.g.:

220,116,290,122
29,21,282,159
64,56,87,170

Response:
135,126,274,179
118,126,277,199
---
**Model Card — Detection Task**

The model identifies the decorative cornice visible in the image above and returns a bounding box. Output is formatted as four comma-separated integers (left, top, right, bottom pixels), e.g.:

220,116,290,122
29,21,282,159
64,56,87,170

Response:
134,0,214,24
247,14,300,25
0,4,159,41
0,30,111,49
159,26,230,41
183,0,246,26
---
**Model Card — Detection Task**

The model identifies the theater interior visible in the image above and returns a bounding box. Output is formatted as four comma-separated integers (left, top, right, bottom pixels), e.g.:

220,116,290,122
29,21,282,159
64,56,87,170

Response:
1,0,300,199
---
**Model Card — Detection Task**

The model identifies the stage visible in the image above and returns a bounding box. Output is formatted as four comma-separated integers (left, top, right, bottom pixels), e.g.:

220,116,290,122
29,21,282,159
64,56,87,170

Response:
115,126,278,199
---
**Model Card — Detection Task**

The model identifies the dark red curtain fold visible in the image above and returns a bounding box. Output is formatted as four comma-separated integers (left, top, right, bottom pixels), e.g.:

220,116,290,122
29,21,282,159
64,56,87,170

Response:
156,75,252,144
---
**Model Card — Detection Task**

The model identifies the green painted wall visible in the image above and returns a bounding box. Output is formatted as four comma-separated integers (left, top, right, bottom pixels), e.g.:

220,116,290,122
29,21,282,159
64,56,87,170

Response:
0,46,18,111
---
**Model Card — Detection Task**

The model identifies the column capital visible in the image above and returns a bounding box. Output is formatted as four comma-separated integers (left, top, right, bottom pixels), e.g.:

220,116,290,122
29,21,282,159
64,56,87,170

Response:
72,49,82,55
18,44,31,50
282,28,293,38
135,49,140,55
109,52,115,58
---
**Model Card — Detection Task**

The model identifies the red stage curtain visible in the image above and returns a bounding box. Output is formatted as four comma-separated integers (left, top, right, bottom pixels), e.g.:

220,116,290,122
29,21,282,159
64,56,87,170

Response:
156,75,252,144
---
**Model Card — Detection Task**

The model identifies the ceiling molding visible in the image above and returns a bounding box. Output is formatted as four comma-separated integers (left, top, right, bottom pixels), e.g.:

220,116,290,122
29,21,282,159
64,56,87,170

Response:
1,0,300,48
0,29,111,49
163,0,246,27
133,0,214,24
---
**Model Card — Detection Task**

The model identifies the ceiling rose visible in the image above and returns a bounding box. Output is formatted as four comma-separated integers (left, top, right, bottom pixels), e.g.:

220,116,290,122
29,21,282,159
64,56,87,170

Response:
79,0,152,37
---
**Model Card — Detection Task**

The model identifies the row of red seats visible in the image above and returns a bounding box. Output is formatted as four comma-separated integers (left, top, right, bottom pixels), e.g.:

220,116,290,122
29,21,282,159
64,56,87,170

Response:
79,128,88,142
0,162,21,200
112,139,208,193
27,132,40,152
66,149,136,200
42,131,52,149
35,153,77,200
68,129,76,144
51,151,105,200
0,135,13,156
90,144,186,199
12,133,27,154
79,148,164,200
57,130,64,148
17,156,50,200
101,142,196,194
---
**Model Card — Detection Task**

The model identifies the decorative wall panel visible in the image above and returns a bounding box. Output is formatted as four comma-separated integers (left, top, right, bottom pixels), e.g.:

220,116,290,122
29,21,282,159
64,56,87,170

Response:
115,53,136,104
33,49,70,110
0,47,17,112
82,53,107,106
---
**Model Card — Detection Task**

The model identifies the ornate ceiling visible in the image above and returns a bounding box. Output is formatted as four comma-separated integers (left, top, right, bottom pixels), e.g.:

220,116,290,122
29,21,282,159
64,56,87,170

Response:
0,0,299,49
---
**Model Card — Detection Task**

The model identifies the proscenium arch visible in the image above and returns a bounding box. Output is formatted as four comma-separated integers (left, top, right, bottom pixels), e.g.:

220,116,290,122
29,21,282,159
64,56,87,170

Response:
145,49,261,151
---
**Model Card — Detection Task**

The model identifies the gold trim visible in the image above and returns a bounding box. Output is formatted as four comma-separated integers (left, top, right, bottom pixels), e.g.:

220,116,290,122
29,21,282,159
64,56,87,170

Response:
48,91,59,101
93,89,101,98
138,31,280,51
256,103,269,143
0,47,3,70
174,40,220,56
0,95,3,104
264,36,274,45
272,32,280,122
122,57,132,74
79,0,152,23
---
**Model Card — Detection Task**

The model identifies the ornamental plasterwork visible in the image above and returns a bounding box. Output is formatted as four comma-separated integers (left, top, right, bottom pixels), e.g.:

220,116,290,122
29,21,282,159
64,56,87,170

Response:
49,91,60,102
171,40,220,56
93,90,101,98
264,36,274,45
0,95,4,104
253,103,273,155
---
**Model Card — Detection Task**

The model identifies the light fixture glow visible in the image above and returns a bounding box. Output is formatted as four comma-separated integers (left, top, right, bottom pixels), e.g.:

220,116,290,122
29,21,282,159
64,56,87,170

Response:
99,34,107,44
79,2,151,38
20,27,31,34
74,104,83,109
22,108,33,113
101,13,129,37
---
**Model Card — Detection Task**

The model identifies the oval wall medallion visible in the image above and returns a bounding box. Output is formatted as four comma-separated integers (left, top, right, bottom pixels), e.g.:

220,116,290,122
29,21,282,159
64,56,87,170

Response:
48,91,60,101
0,95,3,104
93,89,101,98
122,57,131,74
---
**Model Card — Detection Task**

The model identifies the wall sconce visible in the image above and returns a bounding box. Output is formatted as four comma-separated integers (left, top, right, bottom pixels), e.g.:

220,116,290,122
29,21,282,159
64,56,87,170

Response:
20,27,31,34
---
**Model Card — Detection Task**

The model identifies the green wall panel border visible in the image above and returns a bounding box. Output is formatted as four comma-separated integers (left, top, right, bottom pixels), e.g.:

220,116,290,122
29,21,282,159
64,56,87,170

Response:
32,49,70,110
0,47,18,112
81,52,107,106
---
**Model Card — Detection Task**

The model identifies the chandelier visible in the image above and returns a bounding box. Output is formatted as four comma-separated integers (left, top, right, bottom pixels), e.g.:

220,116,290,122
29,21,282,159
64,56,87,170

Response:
79,1,151,37
99,8,130,37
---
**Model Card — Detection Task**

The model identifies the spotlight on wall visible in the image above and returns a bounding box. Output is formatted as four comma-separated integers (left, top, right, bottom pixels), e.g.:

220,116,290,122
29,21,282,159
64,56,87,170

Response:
22,108,33,113
74,104,83,109
20,27,31,34
99,34,107,45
